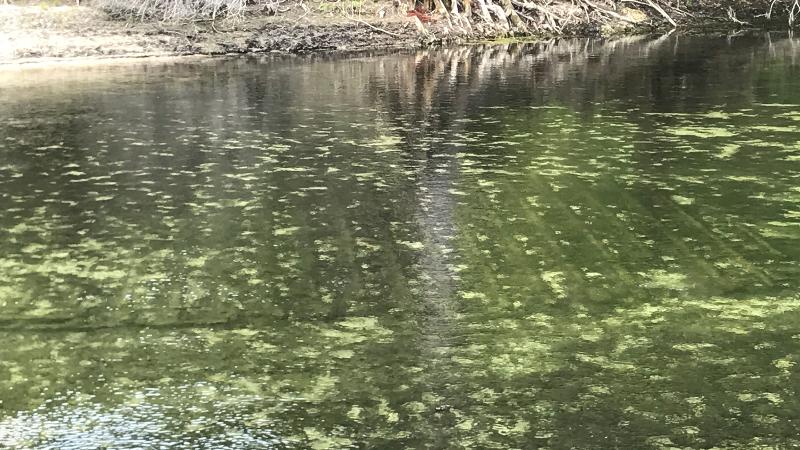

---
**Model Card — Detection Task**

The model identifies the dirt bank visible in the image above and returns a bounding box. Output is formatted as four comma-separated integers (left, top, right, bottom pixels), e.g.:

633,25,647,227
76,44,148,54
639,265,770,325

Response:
0,1,646,64
0,1,785,64
0,5,431,63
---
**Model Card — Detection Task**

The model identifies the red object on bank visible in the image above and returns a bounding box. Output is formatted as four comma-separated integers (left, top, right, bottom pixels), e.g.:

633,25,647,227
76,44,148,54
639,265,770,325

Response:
407,7,433,22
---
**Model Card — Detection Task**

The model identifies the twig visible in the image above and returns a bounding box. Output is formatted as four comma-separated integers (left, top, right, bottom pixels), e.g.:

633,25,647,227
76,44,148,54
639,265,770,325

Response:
620,0,649,7
293,2,311,24
152,26,184,35
516,10,540,30
348,17,405,37
621,0,693,17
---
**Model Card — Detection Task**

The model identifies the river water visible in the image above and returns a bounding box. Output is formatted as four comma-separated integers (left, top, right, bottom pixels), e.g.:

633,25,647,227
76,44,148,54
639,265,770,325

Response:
2,34,800,448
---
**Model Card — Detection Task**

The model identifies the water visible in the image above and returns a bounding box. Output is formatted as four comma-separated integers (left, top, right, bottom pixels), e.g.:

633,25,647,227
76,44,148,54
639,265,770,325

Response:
2,34,800,448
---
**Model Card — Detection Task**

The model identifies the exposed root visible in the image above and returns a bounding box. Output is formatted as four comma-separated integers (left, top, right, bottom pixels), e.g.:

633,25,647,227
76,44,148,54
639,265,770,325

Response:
413,0,800,36
581,0,640,24
88,0,800,34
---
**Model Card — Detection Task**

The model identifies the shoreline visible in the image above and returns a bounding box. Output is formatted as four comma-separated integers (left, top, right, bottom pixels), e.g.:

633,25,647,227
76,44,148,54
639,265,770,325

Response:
0,3,653,66
0,5,450,66
0,3,782,67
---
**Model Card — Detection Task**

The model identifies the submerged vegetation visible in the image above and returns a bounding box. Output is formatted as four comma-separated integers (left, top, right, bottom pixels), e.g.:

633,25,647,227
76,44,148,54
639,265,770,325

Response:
2,34,800,447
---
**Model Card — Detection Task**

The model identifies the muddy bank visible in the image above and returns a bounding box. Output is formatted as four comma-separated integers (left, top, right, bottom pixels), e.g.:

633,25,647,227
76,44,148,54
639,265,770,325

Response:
0,1,786,64
0,3,646,64
1,5,453,64
243,23,427,53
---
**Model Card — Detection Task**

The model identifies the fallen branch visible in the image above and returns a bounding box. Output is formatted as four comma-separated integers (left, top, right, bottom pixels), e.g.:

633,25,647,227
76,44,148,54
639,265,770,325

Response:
348,17,405,37
516,9,541,30
726,6,749,24
581,0,640,24
768,0,779,18
512,0,564,32
755,0,780,19
645,0,677,27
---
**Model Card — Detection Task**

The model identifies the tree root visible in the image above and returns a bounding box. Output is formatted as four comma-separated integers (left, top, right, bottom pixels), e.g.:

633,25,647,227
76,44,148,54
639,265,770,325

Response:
413,0,794,35
401,0,800,38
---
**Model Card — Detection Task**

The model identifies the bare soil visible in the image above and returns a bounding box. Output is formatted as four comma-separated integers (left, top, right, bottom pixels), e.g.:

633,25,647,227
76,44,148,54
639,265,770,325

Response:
0,3,445,64
1,0,764,65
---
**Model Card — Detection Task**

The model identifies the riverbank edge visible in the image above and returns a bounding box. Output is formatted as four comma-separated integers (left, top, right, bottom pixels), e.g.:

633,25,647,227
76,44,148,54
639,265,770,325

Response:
0,5,779,67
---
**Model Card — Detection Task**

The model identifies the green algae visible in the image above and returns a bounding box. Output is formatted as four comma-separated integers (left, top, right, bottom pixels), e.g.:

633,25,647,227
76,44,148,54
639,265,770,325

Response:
2,37,800,450
671,195,694,206
716,144,740,159
668,127,736,138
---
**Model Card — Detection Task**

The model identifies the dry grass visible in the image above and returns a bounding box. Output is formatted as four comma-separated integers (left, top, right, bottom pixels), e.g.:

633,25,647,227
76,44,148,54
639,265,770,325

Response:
97,0,261,20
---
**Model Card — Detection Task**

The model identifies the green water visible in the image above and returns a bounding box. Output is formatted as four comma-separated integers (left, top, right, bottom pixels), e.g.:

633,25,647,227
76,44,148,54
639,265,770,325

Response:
2,34,800,448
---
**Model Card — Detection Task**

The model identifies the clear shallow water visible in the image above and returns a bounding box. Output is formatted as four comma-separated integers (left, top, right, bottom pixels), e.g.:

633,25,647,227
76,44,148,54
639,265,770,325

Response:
2,34,800,448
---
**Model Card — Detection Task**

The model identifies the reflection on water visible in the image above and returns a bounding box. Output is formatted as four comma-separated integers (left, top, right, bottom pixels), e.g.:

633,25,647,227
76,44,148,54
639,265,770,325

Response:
2,33,800,448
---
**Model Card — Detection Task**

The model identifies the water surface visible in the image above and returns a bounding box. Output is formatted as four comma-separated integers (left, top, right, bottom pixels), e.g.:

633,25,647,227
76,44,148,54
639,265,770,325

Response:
2,34,800,448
